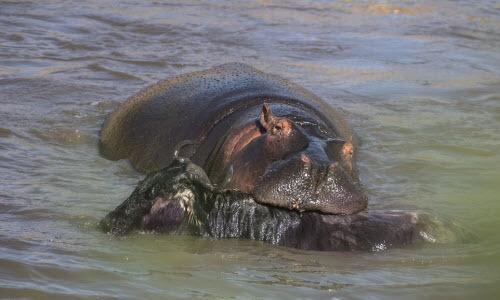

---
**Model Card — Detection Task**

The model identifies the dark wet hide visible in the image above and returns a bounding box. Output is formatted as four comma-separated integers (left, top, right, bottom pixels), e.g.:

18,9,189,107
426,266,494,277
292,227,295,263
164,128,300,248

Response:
100,159,464,251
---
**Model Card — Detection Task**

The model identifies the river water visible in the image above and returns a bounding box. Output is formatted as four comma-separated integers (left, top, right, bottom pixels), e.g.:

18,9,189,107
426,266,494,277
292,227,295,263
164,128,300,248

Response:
1,1,499,299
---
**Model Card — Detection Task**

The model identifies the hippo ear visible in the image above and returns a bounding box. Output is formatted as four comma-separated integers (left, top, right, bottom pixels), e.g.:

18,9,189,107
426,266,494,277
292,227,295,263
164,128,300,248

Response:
260,103,276,131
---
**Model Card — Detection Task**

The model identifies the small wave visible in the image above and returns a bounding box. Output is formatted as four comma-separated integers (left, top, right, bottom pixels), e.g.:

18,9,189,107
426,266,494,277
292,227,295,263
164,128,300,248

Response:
90,98,121,110
83,14,131,27
415,212,476,244
60,42,102,51
88,63,145,81
0,127,15,138
428,144,494,157
115,59,167,67
28,127,94,146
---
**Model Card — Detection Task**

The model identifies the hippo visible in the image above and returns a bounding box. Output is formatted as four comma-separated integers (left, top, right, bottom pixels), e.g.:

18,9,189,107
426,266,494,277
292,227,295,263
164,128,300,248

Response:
99,63,465,250
99,63,367,215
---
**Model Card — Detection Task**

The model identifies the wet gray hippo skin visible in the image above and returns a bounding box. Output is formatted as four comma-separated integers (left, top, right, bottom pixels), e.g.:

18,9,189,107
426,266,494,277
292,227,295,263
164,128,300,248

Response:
100,63,367,214
99,159,461,251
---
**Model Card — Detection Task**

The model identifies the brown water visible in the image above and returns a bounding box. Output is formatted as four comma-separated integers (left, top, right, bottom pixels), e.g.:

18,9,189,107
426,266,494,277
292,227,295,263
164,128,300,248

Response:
1,1,499,299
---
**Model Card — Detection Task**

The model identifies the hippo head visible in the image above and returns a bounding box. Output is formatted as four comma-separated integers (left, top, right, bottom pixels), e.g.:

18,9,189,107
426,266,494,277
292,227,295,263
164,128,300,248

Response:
208,103,368,215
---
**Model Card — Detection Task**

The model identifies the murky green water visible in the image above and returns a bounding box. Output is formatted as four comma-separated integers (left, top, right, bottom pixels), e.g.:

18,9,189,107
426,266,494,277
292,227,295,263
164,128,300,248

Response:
1,1,499,298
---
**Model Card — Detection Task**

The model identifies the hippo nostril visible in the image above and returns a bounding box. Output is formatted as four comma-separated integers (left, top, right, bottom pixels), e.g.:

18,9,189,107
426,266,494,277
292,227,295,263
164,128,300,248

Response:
341,141,354,158
326,162,338,178
300,154,312,176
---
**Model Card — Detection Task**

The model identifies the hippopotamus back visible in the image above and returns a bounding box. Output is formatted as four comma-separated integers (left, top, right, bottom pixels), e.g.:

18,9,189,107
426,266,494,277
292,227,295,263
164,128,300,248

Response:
100,63,353,172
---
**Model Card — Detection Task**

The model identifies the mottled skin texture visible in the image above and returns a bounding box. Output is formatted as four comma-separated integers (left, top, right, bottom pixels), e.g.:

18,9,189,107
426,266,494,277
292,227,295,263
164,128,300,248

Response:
99,159,463,251
99,63,367,214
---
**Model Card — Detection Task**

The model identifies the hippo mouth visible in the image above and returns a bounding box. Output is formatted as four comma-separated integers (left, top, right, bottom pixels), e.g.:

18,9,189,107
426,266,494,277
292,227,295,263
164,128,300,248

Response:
251,153,368,215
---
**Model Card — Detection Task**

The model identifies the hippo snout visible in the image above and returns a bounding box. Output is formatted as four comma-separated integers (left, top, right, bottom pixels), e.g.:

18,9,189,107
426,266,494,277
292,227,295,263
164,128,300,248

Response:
252,154,368,215
313,161,368,214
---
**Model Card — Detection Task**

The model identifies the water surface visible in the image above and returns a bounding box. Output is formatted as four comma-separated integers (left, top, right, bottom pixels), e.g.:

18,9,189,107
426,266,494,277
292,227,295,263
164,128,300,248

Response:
1,1,499,298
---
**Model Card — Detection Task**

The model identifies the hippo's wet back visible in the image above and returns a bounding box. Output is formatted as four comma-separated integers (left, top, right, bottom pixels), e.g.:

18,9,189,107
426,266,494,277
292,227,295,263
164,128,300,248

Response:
99,63,368,215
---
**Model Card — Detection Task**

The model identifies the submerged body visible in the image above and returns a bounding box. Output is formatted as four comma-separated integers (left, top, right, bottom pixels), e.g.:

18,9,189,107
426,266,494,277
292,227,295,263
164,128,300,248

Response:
100,63,367,214
99,159,461,251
